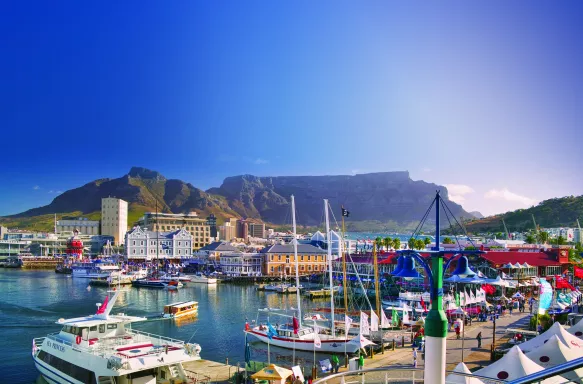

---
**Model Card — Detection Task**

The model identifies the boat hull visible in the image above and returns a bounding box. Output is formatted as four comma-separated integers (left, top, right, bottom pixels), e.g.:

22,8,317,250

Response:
33,354,86,384
245,330,360,353
132,280,167,288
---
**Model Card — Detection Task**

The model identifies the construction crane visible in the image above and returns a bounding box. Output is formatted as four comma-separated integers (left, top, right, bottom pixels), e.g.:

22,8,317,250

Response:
578,219,582,245
532,214,539,234
502,219,510,240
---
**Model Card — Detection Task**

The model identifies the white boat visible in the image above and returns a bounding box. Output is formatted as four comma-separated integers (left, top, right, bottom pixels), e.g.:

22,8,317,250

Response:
188,274,217,284
71,260,120,279
263,284,283,291
159,272,192,283
124,268,149,281
32,289,202,384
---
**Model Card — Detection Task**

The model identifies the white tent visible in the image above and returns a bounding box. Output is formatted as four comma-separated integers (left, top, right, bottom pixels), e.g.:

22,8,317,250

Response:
513,263,523,269
347,332,375,349
474,345,565,383
522,262,533,268
512,292,524,299
488,276,510,287
568,319,583,338
445,362,484,384
502,263,514,269
525,335,583,382
519,322,583,353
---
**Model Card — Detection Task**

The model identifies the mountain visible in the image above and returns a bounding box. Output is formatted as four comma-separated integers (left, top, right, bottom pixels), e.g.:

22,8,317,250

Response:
469,211,484,219
463,195,583,233
1,168,473,231
206,171,472,229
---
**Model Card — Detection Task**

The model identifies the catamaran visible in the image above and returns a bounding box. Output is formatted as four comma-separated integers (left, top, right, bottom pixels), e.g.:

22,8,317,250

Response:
31,289,202,384
245,197,369,354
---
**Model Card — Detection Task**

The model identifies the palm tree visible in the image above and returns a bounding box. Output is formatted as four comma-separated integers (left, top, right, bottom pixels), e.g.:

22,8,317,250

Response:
408,238,416,250
383,237,393,251
393,238,401,251
537,231,549,244
423,237,431,246
525,234,536,244
415,239,426,250
375,236,383,249
443,237,453,245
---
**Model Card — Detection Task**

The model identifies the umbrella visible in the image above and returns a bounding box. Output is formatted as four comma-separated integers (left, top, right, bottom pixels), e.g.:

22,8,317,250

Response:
446,362,484,384
512,292,524,299
251,364,294,382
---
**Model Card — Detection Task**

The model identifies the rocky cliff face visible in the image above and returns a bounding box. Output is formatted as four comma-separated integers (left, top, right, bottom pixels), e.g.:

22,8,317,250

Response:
6,167,472,229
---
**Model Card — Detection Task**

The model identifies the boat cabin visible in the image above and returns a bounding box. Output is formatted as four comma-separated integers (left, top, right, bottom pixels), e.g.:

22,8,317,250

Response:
57,313,145,346
163,301,198,318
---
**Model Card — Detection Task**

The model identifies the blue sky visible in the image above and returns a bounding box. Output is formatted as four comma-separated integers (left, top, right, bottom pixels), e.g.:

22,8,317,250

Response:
1,1,582,217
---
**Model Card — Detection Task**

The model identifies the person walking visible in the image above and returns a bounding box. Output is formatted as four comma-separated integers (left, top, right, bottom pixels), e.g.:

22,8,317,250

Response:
412,348,418,368
331,354,340,374
476,331,482,348
358,353,365,371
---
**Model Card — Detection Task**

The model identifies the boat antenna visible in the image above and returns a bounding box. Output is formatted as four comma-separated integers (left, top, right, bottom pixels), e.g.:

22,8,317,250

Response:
291,195,302,327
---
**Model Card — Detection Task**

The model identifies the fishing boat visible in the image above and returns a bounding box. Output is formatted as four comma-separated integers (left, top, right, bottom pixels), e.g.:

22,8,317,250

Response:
188,274,217,284
31,289,202,384
163,301,198,319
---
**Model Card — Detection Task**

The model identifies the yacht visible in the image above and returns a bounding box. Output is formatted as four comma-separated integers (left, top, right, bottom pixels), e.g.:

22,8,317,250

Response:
188,274,217,284
131,278,168,288
32,289,202,384
71,260,120,278
124,268,149,281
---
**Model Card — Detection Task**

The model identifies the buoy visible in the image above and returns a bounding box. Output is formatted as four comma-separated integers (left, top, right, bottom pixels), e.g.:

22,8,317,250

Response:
86,286,91,291
76,336,81,344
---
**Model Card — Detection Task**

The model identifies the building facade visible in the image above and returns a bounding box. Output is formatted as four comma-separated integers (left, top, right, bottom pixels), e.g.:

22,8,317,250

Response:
206,214,218,239
220,252,263,276
125,226,193,260
261,244,328,276
248,222,266,238
101,197,128,245
237,219,249,239
57,218,100,235
136,212,211,249
218,222,237,241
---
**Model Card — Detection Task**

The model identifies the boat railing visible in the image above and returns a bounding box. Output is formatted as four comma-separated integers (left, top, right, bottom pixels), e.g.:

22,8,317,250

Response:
128,329,185,347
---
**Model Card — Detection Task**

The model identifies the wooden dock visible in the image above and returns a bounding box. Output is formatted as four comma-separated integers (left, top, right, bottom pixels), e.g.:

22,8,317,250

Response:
182,359,237,383
21,256,60,269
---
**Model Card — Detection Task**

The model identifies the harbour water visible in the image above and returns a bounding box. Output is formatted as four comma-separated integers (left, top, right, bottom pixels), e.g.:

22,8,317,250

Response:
1,269,338,383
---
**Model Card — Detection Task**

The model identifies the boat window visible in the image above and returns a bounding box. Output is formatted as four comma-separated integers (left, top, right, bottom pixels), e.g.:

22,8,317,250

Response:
89,326,97,332
99,324,106,333
37,350,97,384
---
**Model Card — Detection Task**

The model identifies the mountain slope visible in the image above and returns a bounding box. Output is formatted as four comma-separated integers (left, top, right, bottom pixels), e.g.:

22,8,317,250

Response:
463,195,583,233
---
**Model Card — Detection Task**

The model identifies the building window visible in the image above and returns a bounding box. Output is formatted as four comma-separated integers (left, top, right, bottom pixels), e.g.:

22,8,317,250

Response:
133,241,136,246
308,265,312,271
278,255,281,261
301,255,304,261
271,266,274,272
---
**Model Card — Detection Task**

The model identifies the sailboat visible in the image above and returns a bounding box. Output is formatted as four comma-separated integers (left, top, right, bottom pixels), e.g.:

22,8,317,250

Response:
245,197,366,353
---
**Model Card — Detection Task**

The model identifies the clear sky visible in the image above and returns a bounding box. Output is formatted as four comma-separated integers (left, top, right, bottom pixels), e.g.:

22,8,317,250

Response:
1,1,582,217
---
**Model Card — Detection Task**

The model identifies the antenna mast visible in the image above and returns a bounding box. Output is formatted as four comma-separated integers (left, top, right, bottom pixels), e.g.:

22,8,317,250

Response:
502,219,510,240
532,214,538,234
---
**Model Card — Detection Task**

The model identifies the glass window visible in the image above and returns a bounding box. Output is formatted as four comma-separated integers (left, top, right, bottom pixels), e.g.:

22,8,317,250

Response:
99,324,105,333
107,324,117,329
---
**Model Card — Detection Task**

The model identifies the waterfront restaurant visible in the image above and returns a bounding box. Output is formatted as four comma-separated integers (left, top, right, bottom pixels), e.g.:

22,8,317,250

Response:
260,243,327,276
477,246,571,278
219,252,263,276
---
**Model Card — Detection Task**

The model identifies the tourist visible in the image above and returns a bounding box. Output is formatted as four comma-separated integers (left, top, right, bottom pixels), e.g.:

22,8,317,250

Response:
412,348,418,368
293,376,303,384
358,353,365,371
331,354,340,374
307,376,313,384
476,332,482,348
509,304,513,315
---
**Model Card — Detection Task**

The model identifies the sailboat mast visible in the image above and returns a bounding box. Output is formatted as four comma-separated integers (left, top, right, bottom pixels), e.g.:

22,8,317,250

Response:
373,242,381,324
291,195,302,327
156,201,159,270
341,210,348,319
324,199,335,336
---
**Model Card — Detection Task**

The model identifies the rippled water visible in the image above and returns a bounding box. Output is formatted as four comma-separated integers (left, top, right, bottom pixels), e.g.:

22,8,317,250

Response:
0,269,336,383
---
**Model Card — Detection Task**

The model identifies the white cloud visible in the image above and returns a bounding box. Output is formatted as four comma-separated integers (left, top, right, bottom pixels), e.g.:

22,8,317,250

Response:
253,158,269,165
422,167,431,173
48,190,53,193
33,185,40,190
445,184,475,204
484,188,537,207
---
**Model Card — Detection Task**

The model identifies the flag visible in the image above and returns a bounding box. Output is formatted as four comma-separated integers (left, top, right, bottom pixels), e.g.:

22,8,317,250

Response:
371,311,379,332
420,297,427,312
341,207,350,217
465,289,472,304
402,307,410,324
345,315,353,338
391,309,399,326
292,316,299,334
266,322,278,339
360,311,370,335
455,292,460,306
314,325,322,348
380,310,390,328
96,296,109,314
244,335,251,368
575,266,583,279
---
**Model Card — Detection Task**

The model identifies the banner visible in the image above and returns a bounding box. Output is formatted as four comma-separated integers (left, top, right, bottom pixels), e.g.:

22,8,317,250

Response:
381,310,390,328
575,266,583,279
538,278,553,315
371,311,379,332
345,315,353,338
360,312,370,335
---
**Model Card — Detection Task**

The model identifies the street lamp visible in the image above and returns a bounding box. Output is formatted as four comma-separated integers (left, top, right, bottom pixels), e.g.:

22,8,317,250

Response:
392,192,482,384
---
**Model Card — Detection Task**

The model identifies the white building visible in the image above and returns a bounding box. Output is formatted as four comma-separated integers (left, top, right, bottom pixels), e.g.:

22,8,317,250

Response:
125,226,192,260
218,222,237,241
101,197,128,245
56,218,100,235
219,252,263,276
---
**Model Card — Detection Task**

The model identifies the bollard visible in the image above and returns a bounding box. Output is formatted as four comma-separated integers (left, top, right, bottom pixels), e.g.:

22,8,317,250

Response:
381,339,385,354
392,340,395,351
345,354,348,368
312,366,317,380
402,336,405,347
370,345,374,358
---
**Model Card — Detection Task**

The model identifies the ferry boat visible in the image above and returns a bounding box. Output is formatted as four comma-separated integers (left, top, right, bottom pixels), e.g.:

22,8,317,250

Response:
163,301,198,319
31,289,202,384
71,260,120,279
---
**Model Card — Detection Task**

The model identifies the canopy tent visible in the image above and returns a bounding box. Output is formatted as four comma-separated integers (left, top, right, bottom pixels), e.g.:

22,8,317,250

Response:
474,345,565,383
494,295,511,302
445,362,484,384
512,292,525,299
518,322,583,353
525,335,583,382
348,333,376,349
513,263,523,269
502,263,514,269
251,364,293,384
522,262,533,268
568,319,583,338
488,276,510,287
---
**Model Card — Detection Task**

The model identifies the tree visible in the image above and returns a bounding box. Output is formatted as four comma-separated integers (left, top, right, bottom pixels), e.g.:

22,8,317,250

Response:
375,237,383,250
383,237,393,251
537,231,549,244
525,234,536,244
443,237,454,245
415,239,426,250
408,238,416,250
393,238,401,251
423,237,431,245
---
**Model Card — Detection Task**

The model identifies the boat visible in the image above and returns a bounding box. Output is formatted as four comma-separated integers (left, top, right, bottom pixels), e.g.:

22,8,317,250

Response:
166,280,183,290
131,278,168,288
163,301,198,319
160,272,192,283
0,256,23,268
124,268,149,281
31,289,202,384
71,260,120,278
55,264,72,274
188,274,217,284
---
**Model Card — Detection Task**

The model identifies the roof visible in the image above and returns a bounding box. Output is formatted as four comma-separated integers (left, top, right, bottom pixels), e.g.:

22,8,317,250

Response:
260,243,327,254
199,241,238,252
518,322,583,353
480,251,562,267
525,335,583,382
57,314,147,327
165,301,198,308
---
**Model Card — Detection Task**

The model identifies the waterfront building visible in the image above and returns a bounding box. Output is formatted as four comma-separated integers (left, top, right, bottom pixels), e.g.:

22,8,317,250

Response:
137,212,211,249
218,221,237,241
260,243,327,276
56,217,100,235
576,228,583,245
198,241,239,259
220,252,263,276
101,197,128,245
248,222,265,238
476,246,571,277
125,226,193,260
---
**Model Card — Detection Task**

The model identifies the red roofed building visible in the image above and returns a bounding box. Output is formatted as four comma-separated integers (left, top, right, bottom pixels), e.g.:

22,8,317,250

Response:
478,246,570,277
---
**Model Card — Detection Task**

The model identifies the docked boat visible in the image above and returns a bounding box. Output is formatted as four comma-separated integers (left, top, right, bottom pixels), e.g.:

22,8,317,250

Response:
131,278,167,288
160,272,192,283
188,274,217,284
71,260,120,279
124,268,149,281
166,280,183,290
32,289,202,384
163,301,198,319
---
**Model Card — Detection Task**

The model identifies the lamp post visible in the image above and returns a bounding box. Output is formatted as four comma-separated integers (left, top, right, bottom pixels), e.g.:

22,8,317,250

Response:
393,192,479,384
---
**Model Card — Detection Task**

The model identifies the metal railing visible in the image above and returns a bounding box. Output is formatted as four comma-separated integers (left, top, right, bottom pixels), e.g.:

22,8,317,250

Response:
312,367,504,384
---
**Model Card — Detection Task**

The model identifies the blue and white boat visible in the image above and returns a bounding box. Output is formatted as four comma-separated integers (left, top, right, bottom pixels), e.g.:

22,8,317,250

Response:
71,259,120,279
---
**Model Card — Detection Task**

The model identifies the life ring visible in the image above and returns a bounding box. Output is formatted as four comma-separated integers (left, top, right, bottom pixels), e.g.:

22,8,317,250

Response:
76,336,82,345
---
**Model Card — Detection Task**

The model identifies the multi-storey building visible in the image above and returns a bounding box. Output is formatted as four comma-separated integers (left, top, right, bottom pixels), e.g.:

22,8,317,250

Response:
125,226,193,260
261,243,327,276
237,219,249,239
57,218,100,235
220,252,263,276
136,212,211,249
218,222,237,241
248,222,265,238
101,197,128,245
206,214,218,239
